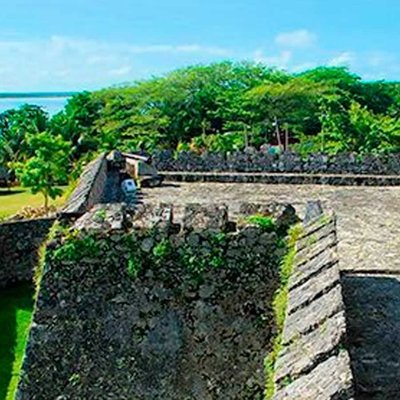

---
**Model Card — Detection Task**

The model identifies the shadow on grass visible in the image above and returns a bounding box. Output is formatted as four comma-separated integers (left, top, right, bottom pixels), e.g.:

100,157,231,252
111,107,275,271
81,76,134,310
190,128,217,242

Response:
0,283,34,400
0,190,24,196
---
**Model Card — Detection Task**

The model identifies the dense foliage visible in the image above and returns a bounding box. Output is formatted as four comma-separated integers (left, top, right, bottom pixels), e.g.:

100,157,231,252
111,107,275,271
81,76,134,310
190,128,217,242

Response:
1,62,400,187
14,131,69,210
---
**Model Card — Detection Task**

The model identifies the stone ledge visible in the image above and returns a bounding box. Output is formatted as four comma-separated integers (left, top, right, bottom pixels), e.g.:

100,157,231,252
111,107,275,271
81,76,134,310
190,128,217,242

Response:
272,211,355,399
160,171,400,186
296,221,336,252
287,265,340,315
294,233,337,268
275,311,346,383
62,153,107,216
283,285,344,345
273,351,354,400
289,248,338,290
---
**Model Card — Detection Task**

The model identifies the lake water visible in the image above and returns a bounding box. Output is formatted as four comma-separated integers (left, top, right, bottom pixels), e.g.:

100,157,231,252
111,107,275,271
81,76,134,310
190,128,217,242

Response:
0,96,72,115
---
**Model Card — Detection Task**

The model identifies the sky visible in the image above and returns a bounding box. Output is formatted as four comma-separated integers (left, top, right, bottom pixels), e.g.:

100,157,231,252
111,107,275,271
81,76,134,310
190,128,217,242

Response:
0,0,399,91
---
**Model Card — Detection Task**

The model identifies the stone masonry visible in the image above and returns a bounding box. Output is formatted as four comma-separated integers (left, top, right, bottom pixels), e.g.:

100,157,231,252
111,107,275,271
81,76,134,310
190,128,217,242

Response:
273,212,354,399
0,217,55,287
154,150,400,175
16,203,297,400
61,152,108,216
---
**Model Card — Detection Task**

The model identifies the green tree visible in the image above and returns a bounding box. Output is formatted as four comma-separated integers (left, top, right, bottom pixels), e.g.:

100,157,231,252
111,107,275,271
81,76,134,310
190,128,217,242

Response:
247,77,325,148
49,91,103,159
14,131,70,212
36,63,400,157
0,105,49,167
296,101,400,155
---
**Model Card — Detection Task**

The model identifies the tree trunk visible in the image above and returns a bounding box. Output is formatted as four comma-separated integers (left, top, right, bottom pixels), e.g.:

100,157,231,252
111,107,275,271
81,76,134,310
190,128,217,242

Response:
44,192,49,215
274,116,282,150
244,126,249,148
285,125,289,151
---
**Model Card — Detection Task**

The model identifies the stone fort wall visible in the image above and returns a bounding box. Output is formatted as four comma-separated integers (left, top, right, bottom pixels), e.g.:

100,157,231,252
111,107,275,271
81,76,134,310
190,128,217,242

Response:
0,217,55,287
0,153,109,288
16,202,355,399
17,202,296,400
61,152,108,216
154,150,400,175
272,212,354,399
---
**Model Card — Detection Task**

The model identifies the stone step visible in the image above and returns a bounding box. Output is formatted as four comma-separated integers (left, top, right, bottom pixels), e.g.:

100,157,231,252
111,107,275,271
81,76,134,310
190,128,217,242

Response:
273,351,354,400
275,312,346,384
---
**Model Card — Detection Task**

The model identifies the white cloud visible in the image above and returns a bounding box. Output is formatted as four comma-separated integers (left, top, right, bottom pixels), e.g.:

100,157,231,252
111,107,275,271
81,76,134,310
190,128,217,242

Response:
275,29,317,48
127,43,229,56
253,50,317,72
291,62,317,73
328,51,355,67
254,50,292,69
0,36,232,91
108,66,133,76
365,52,395,68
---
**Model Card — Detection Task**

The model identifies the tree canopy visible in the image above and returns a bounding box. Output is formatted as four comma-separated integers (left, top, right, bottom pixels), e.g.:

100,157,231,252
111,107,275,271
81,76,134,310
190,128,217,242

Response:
1,62,400,184
51,62,399,156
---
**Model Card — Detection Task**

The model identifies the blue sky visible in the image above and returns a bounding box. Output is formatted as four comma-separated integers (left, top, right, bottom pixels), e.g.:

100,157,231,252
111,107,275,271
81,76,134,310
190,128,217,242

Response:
1,0,399,91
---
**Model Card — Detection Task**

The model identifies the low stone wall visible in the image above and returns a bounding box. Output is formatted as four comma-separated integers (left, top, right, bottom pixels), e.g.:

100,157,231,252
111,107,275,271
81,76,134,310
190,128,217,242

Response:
0,218,55,287
17,203,297,400
154,150,400,175
272,213,355,399
61,152,108,216
161,171,400,186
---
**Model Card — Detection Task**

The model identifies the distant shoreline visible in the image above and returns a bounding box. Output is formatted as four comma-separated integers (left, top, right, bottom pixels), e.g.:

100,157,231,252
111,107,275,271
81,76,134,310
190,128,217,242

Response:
0,92,78,99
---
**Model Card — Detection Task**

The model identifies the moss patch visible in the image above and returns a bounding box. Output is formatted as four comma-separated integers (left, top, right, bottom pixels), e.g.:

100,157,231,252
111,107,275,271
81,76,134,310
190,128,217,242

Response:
245,215,276,232
265,223,303,399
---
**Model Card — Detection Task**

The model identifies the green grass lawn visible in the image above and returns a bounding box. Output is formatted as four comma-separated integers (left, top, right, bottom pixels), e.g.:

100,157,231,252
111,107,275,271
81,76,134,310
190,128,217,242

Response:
0,284,34,400
0,187,68,219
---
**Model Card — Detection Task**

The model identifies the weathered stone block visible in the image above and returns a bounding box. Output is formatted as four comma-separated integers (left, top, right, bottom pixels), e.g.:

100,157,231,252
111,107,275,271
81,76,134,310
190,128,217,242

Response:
287,265,340,314
283,284,343,345
275,312,346,383
295,233,337,267
273,351,354,400
289,247,338,290
183,203,228,232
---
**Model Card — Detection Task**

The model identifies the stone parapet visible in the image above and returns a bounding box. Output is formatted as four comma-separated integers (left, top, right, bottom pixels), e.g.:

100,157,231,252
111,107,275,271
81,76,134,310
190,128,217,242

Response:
160,171,400,186
154,150,400,176
61,153,108,216
272,213,355,399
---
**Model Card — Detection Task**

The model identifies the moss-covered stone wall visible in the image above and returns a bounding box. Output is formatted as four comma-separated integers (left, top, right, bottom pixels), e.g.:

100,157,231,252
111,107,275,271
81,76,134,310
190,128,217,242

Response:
0,218,55,288
17,202,297,400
